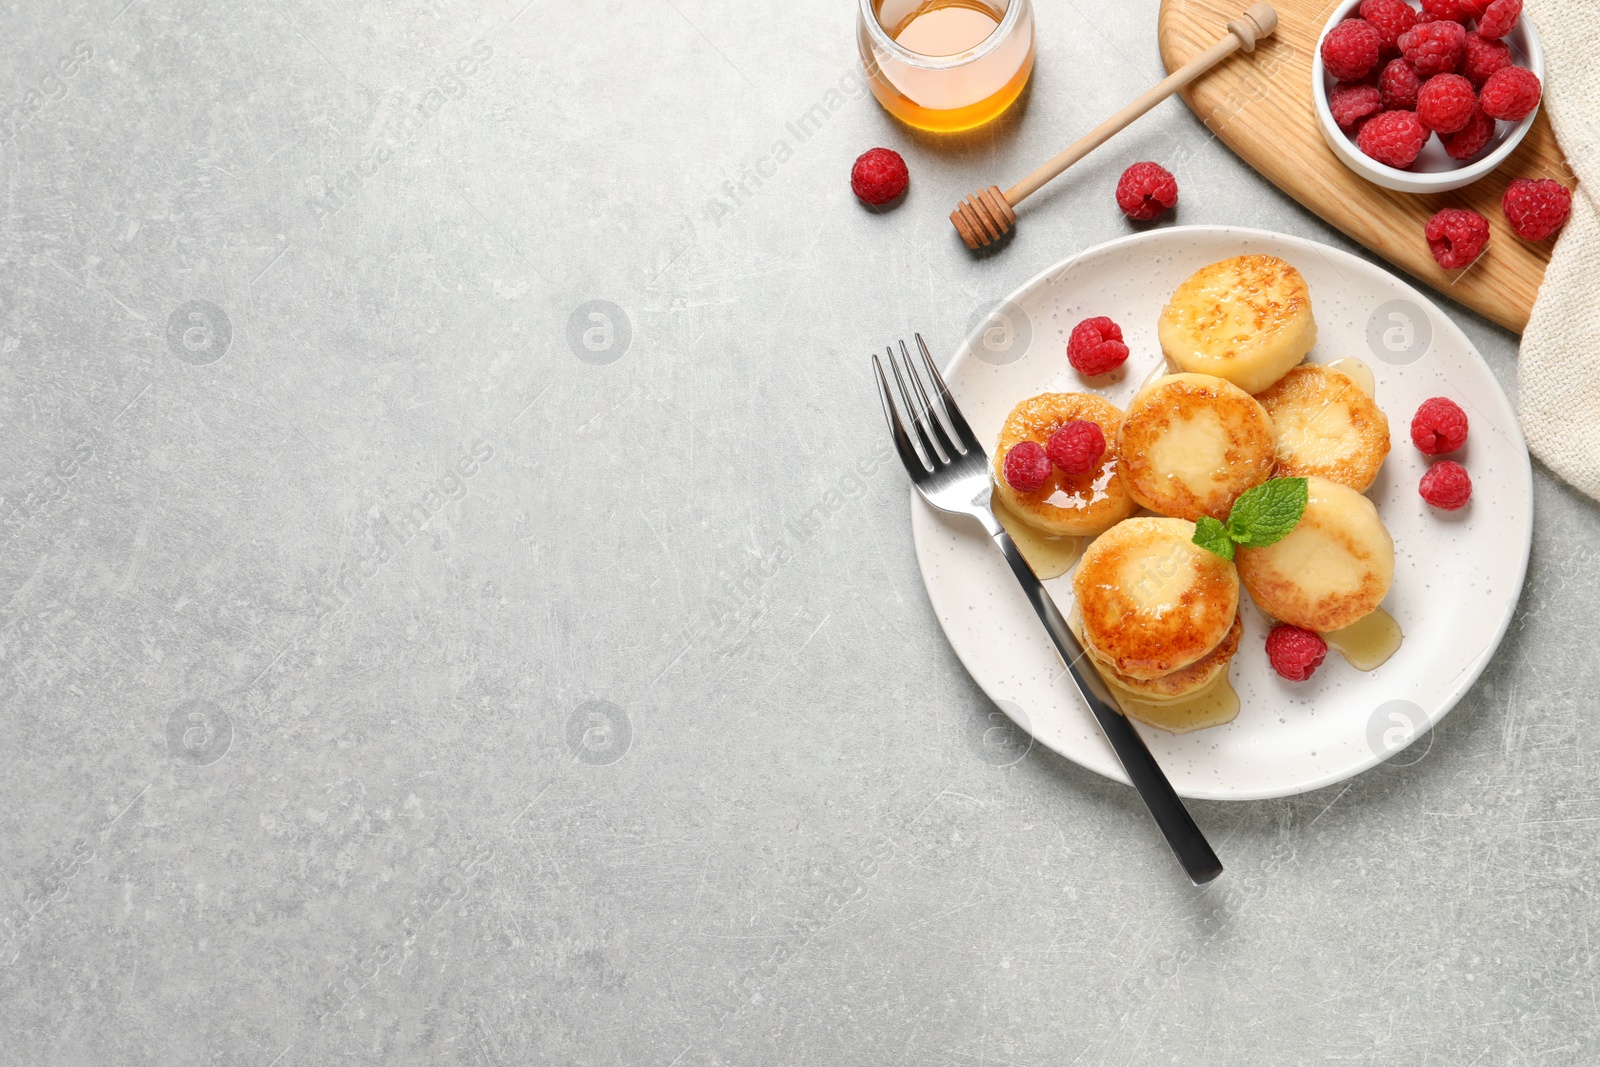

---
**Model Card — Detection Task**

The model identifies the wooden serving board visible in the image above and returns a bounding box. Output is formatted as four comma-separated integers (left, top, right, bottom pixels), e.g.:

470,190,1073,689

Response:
1157,0,1569,334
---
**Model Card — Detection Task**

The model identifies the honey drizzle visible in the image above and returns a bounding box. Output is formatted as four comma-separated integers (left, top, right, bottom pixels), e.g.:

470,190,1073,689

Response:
1323,606,1403,671
1325,357,1376,398
1114,674,1242,734
993,500,1083,580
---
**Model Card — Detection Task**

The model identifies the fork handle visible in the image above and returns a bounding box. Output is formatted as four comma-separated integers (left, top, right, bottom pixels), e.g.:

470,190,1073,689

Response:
991,528,1224,885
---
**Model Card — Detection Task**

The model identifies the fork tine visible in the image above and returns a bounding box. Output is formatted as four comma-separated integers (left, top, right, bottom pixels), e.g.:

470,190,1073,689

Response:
898,339,958,460
887,345,944,466
915,333,980,454
873,351,931,475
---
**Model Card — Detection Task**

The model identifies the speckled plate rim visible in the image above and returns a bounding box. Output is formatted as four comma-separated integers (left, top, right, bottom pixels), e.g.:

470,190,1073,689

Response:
911,225,1533,801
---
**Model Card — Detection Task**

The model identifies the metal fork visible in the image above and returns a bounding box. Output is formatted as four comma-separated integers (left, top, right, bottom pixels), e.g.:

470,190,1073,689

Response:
874,334,1223,885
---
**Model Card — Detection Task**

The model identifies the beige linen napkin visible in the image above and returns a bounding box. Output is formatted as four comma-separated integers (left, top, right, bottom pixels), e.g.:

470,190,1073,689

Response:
1520,0,1599,499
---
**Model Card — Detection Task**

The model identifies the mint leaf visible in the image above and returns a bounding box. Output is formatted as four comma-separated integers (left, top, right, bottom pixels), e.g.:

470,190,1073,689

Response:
1225,477,1309,548
1192,515,1235,561
1191,478,1309,560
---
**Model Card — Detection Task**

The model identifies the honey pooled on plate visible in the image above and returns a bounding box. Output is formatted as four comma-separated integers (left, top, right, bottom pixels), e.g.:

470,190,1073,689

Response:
1115,673,1241,734
993,499,1083,580
1323,606,1403,671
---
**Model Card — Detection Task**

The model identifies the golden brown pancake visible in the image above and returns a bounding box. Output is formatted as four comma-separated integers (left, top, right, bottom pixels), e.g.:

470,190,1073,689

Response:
1237,475,1394,632
1071,517,1240,680
1117,373,1277,522
1256,364,1391,492
1158,254,1317,395
992,392,1138,537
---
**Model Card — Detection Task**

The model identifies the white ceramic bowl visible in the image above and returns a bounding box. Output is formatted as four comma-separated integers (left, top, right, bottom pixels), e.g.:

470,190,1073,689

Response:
1312,0,1544,193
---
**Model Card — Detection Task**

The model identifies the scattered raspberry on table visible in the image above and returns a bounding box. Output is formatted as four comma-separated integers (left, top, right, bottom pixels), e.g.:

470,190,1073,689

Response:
1046,421,1106,476
1115,162,1178,221
1066,316,1130,376
1360,0,1418,51
1400,19,1466,78
1322,18,1384,81
849,147,908,206
1479,65,1541,122
1425,208,1489,269
1411,396,1469,454
1358,110,1427,168
1419,461,1473,510
1502,178,1572,241
1331,82,1385,131
1266,625,1329,682
1003,441,1052,493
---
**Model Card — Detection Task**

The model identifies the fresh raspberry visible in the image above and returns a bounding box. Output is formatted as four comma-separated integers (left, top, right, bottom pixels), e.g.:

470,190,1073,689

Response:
849,147,908,206
1459,0,1492,17
1400,20,1466,77
1045,420,1107,475
1411,396,1469,454
1115,162,1178,221
1441,105,1496,159
1502,178,1572,241
1420,0,1471,22
1477,0,1521,39
1425,209,1490,269
1066,316,1130,375
1003,441,1052,493
1479,65,1541,122
1266,625,1329,682
1460,32,1511,88
1379,58,1422,110
1417,73,1477,133
1358,110,1428,168
1322,18,1384,81
1360,0,1418,52
1330,81,1384,130
1419,461,1472,510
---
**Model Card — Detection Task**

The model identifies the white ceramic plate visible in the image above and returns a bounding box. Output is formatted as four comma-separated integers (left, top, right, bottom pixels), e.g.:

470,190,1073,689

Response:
914,226,1532,800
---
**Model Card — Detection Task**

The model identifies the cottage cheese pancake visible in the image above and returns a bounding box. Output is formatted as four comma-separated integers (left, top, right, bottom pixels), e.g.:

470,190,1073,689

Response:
1091,611,1242,701
1158,254,1317,395
1237,475,1395,632
1257,364,1391,492
1071,517,1240,680
992,392,1137,537
1117,373,1277,522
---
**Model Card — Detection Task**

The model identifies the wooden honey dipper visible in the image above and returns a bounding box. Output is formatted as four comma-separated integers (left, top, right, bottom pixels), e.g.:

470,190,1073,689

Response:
950,3,1279,250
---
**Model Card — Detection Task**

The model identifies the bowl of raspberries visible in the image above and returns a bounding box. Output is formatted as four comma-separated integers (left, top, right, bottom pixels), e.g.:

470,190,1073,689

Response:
1313,0,1544,193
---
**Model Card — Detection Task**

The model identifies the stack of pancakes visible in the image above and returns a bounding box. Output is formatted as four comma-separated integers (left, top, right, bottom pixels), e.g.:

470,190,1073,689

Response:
1070,517,1242,704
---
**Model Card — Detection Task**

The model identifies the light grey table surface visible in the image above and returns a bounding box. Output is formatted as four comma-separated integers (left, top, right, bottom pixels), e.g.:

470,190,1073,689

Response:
3,1,1597,1064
